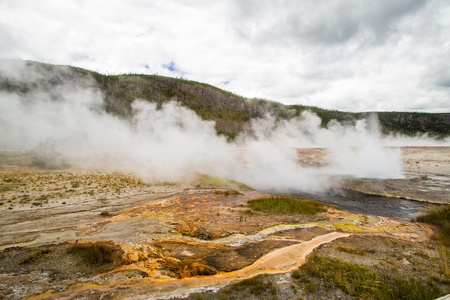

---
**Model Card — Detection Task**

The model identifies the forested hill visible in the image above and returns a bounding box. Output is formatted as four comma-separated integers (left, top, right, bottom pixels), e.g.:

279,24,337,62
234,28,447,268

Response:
1,60,449,139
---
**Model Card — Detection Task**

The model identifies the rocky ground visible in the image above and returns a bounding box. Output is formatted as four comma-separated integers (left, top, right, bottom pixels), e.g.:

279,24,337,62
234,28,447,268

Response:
0,147,449,299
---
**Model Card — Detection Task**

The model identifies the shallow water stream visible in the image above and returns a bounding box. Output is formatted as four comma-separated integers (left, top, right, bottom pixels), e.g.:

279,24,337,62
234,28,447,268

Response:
293,189,428,221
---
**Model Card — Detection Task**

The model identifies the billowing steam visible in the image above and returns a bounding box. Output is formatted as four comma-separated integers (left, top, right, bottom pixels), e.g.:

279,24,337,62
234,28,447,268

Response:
0,61,447,193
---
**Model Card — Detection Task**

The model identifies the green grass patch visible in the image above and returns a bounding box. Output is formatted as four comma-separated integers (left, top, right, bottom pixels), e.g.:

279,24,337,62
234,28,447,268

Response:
291,269,316,292
300,254,442,300
225,275,277,297
18,249,51,265
67,243,115,265
247,196,330,215
291,270,303,280
415,205,450,246
438,246,450,278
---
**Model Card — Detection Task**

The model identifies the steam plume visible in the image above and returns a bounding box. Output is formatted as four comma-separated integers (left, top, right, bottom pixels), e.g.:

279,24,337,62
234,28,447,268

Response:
0,61,447,193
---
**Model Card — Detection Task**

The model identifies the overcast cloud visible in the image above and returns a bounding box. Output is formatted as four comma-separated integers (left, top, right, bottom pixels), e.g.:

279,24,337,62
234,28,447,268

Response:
0,0,449,112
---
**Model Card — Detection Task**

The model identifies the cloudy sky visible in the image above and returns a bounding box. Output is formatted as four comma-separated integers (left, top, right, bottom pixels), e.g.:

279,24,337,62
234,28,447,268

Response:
1,0,449,112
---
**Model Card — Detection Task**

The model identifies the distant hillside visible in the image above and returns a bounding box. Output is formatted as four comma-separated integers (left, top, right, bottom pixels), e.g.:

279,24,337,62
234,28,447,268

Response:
1,60,449,140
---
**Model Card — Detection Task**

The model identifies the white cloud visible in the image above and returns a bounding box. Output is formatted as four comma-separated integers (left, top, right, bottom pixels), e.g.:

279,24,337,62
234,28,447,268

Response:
0,0,449,112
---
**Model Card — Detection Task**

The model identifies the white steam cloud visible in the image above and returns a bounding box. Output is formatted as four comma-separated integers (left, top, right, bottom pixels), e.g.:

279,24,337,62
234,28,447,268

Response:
1,61,447,193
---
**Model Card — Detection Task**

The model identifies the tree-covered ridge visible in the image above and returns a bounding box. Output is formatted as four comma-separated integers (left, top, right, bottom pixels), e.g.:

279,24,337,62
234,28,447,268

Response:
1,60,449,139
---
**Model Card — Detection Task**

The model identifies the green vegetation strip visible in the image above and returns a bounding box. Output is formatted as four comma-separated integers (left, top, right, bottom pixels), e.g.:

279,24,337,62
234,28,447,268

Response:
415,205,450,246
247,196,330,215
297,254,441,300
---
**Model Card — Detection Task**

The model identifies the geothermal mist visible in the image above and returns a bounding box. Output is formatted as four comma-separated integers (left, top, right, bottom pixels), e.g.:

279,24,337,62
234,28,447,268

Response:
0,61,445,193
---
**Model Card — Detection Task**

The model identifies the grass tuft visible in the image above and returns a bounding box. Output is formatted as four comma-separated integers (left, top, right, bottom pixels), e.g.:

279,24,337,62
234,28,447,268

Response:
99,211,112,217
18,249,51,265
67,243,115,265
247,196,330,215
